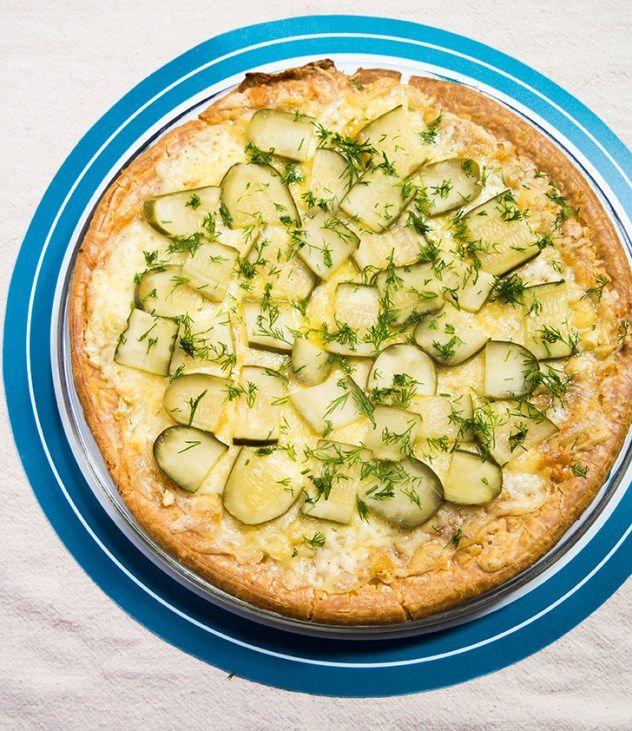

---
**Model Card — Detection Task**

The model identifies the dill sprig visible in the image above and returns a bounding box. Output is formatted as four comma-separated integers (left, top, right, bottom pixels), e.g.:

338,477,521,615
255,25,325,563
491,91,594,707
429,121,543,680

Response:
315,123,376,185
245,142,274,166
419,113,443,144
492,273,526,305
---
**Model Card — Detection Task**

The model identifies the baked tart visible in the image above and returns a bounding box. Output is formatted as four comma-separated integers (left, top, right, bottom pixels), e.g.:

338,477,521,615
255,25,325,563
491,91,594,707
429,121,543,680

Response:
70,60,632,623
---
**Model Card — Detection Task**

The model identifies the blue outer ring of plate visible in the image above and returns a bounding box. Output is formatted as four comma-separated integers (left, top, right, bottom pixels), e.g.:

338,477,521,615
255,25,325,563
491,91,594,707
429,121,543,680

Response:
4,16,631,696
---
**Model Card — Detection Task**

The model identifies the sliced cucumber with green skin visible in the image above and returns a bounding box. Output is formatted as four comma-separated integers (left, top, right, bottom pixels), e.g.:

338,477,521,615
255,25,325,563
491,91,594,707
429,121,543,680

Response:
220,163,299,228
246,225,316,299
352,224,424,271
363,405,422,462
445,263,495,313
414,308,489,366
324,283,381,357
415,158,482,216
344,357,373,391
368,344,437,401
290,372,365,434
340,168,413,233
413,393,474,443
231,366,286,445
169,314,235,378
242,298,296,353
299,210,360,280
484,340,537,399
443,450,503,505
114,309,178,376
376,262,443,325
523,281,576,359
307,148,352,209
475,400,558,466
153,425,227,492
291,338,331,386
360,458,444,528
302,441,371,524
335,282,380,327
181,241,238,302
464,191,540,275
135,265,205,318
248,109,316,162
222,446,304,525
144,186,221,238
163,373,230,433
357,106,427,178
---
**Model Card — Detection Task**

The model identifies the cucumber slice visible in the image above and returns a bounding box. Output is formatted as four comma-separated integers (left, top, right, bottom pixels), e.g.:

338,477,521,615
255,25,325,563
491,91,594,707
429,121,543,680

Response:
290,372,365,434
368,344,437,403
335,282,380,326
242,298,296,353
231,366,286,445
484,340,537,399
302,441,372,524
135,265,205,318
446,263,495,313
415,158,482,216
345,357,373,391
144,186,221,238
114,309,178,376
291,338,331,386
181,241,238,302
153,425,227,492
476,400,558,466
352,224,424,271
359,458,444,528
223,446,304,525
363,405,422,462
220,163,299,228
307,148,352,209
325,283,380,357
357,106,427,177
376,262,443,325
163,373,230,433
244,225,316,299
414,308,489,366
464,191,540,275
443,450,503,505
523,281,576,359
340,168,413,232
248,109,316,162
169,313,235,378
414,393,474,443
299,210,360,280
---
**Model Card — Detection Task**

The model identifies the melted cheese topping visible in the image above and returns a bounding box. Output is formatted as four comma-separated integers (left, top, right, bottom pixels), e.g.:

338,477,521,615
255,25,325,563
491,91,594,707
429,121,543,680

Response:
84,80,610,594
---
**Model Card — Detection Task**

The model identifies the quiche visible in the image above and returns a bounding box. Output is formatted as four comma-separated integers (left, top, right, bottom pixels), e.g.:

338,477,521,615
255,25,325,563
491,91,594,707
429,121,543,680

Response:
70,60,632,624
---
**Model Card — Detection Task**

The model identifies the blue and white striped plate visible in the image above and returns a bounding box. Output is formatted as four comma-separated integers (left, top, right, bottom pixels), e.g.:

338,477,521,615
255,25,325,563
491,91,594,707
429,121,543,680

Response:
4,16,631,695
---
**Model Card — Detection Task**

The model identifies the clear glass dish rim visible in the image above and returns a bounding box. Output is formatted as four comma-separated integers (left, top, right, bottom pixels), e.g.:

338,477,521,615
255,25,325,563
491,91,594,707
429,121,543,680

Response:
52,65,632,641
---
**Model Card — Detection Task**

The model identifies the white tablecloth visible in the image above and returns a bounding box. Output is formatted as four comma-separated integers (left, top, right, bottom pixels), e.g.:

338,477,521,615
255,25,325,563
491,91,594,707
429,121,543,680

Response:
1,1,630,727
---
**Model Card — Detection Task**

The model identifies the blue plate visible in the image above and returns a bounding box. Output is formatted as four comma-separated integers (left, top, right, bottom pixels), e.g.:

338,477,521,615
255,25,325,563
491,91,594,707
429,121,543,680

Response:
4,16,631,696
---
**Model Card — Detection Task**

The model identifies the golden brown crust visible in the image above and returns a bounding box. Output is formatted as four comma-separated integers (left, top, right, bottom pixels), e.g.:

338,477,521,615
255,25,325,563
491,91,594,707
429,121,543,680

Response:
237,59,337,91
70,62,632,624
351,67,402,85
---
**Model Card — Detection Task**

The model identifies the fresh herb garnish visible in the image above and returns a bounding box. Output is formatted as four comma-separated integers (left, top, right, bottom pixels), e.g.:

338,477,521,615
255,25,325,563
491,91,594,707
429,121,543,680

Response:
572,462,588,477
281,163,304,186
185,193,201,210
492,273,526,305
419,113,443,144
583,274,609,301
245,142,274,166
303,532,326,548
